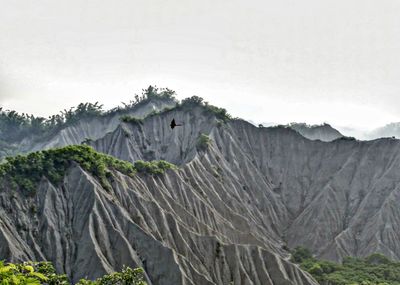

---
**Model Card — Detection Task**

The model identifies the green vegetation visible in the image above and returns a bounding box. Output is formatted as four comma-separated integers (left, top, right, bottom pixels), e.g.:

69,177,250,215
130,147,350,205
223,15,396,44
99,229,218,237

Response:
178,96,231,122
0,145,176,194
0,87,233,146
0,102,104,143
196,133,212,151
133,160,177,175
292,247,400,285
76,266,146,285
0,139,18,160
0,260,147,285
120,116,143,125
289,122,332,129
81,138,93,145
291,246,313,263
0,86,177,143
334,136,357,142
268,124,289,129
141,95,232,126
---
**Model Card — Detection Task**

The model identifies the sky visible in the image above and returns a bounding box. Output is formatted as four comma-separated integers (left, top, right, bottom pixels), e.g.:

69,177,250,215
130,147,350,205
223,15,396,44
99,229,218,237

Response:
1,0,400,132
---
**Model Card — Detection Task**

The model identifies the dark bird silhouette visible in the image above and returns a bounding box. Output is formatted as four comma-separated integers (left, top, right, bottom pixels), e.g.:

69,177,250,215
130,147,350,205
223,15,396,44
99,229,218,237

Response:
170,118,182,129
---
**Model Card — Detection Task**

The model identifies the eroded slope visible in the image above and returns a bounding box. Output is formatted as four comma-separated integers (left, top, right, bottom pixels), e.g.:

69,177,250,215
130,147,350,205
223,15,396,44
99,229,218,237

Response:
0,146,317,285
91,104,400,262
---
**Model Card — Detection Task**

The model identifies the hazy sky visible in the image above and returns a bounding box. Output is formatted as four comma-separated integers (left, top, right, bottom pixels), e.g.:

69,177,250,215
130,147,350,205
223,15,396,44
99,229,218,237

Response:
1,0,399,131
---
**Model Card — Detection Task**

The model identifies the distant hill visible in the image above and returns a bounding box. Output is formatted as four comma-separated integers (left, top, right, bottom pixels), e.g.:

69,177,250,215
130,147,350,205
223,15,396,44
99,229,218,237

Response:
286,122,344,142
257,122,344,142
367,122,400,139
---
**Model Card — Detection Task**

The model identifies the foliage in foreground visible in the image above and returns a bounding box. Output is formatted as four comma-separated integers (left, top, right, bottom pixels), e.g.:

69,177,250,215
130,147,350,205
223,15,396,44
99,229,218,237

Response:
0,145,176,195
0,260,147,285
292,246,400,285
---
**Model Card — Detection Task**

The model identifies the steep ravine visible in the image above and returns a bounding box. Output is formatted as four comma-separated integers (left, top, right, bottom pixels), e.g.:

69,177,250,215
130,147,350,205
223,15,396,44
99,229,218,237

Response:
0,159,317,285
3,99,400,284
91,105,400,262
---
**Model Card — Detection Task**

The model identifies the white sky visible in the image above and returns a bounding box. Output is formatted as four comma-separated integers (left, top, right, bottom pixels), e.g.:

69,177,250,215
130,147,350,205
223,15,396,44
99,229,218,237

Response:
1,0,399,131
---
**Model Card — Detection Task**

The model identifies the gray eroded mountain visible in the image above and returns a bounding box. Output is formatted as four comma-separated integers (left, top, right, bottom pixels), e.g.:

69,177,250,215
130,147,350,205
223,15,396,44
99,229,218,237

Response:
0,149,316,285
91,104,400,263
0,96,176,160
284,123,343,142
2,96,400,284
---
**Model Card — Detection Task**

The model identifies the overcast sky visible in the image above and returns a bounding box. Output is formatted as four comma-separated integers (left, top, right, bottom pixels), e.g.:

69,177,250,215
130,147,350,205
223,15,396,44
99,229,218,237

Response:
1,0,399,131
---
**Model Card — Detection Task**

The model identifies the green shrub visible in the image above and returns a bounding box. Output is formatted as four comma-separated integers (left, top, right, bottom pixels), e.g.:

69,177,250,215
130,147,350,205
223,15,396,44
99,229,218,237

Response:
76,266,146,285
291,247,400,285
0,261,146,285
134,160,176,175
308,264,324,276
334,136,357,142
176,96,231,122
291,246,313,263
120,116,143,125
365,253,391,265
81,138,93,145
196,134,212,151
0,261,62,285
0,145,176,194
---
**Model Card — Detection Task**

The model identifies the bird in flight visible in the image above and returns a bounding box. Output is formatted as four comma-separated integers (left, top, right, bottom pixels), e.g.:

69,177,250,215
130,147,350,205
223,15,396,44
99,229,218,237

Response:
170,118,182,129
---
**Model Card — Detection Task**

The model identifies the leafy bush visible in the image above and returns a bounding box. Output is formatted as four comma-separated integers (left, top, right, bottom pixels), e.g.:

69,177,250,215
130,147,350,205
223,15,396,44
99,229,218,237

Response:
176,96,232,122
0,261,66,285
120,116,143,125
334,136,357,142
133,160,176,175
0,145,176,194
291,246,313,263
76,266,146,285
365,253,391,265
116,86,176,114
196,134,212,151
81,138,93,145
0,261,146,285
291,247,400,285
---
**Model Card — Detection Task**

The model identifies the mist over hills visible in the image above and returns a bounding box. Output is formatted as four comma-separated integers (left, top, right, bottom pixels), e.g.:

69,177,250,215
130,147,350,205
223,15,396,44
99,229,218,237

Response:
2,88,400,284
259,122,400,142
283,123,343,142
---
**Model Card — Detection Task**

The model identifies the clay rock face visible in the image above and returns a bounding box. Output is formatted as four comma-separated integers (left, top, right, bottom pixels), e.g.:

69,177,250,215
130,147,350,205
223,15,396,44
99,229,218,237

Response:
91,107,400,262
4,100,400,284
0,161,317,285
225,122,400,261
